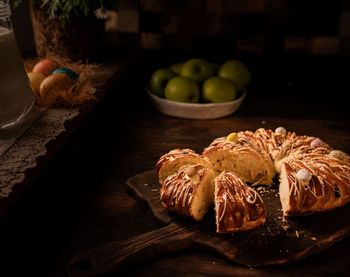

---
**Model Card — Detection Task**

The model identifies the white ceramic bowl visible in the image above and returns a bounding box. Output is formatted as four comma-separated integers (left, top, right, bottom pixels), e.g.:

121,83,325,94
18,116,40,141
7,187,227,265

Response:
147,89,246,120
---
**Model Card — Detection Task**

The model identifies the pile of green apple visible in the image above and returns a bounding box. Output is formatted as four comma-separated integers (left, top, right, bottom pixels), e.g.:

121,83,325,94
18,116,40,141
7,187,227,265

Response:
149,58,251,103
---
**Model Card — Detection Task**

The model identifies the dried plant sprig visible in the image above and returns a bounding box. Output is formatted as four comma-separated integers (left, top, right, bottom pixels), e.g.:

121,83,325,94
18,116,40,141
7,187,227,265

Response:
11,0,115,25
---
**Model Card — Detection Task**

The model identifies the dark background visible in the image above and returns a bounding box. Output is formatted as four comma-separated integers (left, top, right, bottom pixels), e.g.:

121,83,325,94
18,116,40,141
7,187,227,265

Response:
1,1,349,275
11,0,350,120
13,0,350,55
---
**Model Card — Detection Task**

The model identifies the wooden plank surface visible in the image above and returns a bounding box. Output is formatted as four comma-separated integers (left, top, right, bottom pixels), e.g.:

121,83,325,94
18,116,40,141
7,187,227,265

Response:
67,170,350,276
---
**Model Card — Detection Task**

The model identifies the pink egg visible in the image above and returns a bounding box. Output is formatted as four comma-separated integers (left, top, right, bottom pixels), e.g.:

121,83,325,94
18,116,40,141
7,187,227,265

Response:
310,138,324,148
33,59,58,76
39,74,73,97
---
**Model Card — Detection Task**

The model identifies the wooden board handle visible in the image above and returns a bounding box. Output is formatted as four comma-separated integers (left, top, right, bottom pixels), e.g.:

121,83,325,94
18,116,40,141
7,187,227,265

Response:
66,223,195,277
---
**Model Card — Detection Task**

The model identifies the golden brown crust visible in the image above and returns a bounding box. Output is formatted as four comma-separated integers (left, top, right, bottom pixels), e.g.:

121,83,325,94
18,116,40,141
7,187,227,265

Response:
276,134,332,162
156,149,211,185
156,148,196,174
156,128,350,231
214,172,266,233
202,137,259,158
279,162,336,215
279,149,350,216
160,164,215,221
239,129,276,157
202,134,275,185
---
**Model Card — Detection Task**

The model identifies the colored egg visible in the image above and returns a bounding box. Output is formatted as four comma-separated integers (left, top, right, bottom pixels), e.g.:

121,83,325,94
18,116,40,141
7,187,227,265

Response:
39,74,74,97
275,126,286,135
296,169,312,182
53,67,78,80
310,138,324,148
27,72,46,94
226,132,238,143
33,59,58,76
330,150,347,160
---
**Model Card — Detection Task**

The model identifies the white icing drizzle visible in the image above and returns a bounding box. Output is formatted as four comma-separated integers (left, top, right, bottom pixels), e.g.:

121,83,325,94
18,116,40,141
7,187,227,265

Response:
161,164,207,214
216,172,263,223
156,148,199,173
218,193,227,222
203,137,258,156
300,154,350,187
286,167,301,198
284,157,342,212
161,128,350,220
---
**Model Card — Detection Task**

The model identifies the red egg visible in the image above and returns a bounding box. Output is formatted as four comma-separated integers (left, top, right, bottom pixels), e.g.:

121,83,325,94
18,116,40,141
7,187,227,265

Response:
33,59,58,76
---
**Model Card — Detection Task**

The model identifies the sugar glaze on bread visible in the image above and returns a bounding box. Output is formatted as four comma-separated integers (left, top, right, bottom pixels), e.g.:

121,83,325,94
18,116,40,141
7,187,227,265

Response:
156,128,350,233
160,164,215,221
156,148,212,185
215,172,266,233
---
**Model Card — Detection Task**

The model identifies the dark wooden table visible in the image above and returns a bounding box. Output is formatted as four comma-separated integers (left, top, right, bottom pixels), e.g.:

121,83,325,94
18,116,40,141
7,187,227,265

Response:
0,51,349,276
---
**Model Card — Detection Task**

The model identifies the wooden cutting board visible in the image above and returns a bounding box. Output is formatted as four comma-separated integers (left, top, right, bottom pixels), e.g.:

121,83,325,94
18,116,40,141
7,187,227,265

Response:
67,170,350,277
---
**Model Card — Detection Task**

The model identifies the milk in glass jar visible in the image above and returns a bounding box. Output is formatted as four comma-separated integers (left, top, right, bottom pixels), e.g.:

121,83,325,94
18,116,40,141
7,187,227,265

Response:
0,0,35,130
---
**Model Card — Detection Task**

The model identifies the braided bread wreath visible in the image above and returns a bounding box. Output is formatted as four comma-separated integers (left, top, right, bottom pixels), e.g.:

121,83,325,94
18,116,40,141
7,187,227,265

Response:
156,128,350,233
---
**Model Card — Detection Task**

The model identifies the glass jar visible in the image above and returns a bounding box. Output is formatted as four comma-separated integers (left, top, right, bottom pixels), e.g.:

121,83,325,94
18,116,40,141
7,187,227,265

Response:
0,0,35,130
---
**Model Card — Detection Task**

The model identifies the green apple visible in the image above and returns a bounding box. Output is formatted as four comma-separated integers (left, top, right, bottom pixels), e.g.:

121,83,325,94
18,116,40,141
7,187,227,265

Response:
165,77,200,103
203,77,237,103
150,68,176,97
170,62,183,74
180,58,214,82
218,60,251,91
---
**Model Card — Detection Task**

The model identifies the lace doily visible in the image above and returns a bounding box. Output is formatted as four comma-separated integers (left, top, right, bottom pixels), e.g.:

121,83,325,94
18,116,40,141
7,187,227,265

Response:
0,108,79,198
